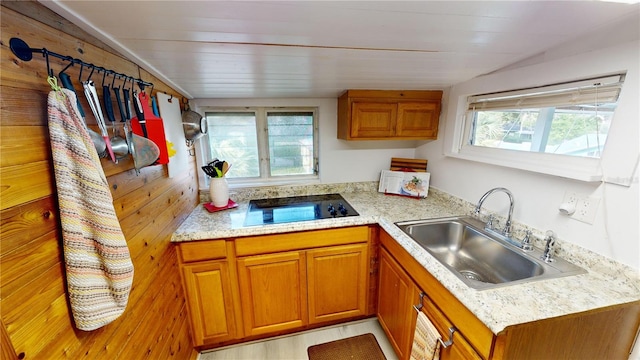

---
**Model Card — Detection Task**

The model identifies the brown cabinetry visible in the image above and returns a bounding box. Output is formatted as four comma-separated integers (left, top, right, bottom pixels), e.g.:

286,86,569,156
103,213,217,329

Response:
237,251,308,336
378,247,481,360
177,240,243,347
177,226,374,350
379,229,640,360
181,261,240,346
307,243,369,324
377,247,418,359
338,90,442,140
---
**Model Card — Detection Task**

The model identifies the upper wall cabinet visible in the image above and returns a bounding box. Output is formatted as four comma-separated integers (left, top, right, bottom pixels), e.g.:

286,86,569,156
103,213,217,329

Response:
338,90,443,140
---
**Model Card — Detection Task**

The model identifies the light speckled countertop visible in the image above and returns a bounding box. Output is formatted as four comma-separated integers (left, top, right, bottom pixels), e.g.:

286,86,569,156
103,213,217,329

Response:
171,182,640,335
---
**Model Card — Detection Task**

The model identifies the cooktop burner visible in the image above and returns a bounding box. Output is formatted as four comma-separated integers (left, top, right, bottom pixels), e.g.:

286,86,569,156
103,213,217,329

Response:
243,193,359,227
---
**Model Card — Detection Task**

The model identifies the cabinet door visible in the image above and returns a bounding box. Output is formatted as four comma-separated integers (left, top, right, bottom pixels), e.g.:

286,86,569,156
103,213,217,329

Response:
377,248,418,360
350,102,397,138
182,261,238,346
396,102,439,138
307,243,369,324
237,251,308,336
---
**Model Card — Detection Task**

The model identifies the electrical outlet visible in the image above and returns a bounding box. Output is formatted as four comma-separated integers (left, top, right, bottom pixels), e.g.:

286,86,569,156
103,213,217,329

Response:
562,191,579,210
562,191,599,224
573,196,600,224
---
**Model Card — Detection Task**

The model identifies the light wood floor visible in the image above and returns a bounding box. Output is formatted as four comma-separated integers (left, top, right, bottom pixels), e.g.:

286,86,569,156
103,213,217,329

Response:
198,318,398,360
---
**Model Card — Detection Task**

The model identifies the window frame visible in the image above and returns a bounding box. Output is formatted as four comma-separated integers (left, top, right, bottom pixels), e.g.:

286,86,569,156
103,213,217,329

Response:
199,106,320,188
445,73,630,183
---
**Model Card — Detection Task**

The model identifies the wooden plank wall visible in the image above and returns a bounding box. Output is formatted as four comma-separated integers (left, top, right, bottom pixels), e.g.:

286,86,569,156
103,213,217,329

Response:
0,3,200,359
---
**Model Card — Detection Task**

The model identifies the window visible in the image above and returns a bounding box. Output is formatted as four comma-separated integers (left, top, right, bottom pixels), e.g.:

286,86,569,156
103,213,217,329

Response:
204,108,318,182
466,74,624,159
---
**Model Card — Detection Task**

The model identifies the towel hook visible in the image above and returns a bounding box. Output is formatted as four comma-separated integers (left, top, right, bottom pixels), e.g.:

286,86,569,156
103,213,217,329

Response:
59,56,75,75
111,73,118,89
413,292,457,349
84,64,96,82
78,62,84,82
43,49,53,77
440,327,456,348
101,68,108,87
412,292,426,312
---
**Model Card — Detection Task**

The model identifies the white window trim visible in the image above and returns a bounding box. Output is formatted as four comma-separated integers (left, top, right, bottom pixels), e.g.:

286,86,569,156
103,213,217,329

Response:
452,74,625,182
195,106,321,190
450,98,605,183
442,46,639,185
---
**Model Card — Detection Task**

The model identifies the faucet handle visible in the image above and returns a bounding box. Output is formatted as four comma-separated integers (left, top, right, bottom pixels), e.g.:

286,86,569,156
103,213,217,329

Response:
541,230,556,263
485,214,496,230
521,230,533,251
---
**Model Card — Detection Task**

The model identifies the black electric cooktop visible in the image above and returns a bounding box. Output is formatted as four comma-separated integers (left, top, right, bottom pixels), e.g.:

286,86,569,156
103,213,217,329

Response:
243,193,359,227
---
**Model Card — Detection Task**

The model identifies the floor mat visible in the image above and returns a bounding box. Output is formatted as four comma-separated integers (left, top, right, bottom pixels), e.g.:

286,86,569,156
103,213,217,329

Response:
307,333,387,360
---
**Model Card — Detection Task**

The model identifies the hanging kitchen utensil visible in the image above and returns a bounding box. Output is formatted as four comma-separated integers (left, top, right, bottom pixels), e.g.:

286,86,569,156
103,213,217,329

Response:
130,90,170,165
151,96,160,117
83,80,116,162
182,110,207,145
123,86,132,121
125,119,160,174
132,90,148,138
58,72,107,158
113,86,127,123
103,85,129,161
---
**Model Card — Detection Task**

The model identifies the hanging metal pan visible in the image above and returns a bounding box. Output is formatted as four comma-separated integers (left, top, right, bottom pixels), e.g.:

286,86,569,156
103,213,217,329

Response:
182,110,207,142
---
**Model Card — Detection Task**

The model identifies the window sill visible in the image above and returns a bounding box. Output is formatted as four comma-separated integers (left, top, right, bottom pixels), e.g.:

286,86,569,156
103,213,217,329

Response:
200,176,322,192
448,146,603,183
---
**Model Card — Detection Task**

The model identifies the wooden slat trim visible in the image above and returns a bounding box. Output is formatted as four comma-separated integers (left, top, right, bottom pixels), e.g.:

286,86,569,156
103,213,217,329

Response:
1,318,18,360
0,196,58,256
0,126,50,167
0,4,199,358
0,161,54,211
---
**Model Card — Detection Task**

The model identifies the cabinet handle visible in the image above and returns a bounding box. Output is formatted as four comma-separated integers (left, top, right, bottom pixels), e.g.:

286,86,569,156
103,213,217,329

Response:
412,292,457,349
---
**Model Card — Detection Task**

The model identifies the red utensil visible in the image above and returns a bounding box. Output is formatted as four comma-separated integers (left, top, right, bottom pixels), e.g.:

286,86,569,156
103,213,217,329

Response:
131,90,169,164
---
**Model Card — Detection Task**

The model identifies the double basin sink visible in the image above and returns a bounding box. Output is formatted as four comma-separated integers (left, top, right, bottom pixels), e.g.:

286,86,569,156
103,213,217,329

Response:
395,216,586,290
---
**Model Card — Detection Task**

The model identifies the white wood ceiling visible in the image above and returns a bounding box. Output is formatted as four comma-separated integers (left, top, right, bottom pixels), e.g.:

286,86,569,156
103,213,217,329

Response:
41,1,638,99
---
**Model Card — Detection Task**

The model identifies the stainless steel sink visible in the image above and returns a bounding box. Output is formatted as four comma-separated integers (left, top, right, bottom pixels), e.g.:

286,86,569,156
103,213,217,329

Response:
395,216,586,290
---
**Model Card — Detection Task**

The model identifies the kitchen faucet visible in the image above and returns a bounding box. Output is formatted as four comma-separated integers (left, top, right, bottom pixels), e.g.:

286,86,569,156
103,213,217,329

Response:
474,187,514,238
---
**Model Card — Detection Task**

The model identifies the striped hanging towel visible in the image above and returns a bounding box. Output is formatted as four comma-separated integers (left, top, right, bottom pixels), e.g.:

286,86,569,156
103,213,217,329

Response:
410,311,442,360
47,88,134,331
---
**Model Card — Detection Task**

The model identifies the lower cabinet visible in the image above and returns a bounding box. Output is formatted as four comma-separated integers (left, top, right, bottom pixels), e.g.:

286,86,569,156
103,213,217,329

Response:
236,251,309,336
178,226,373,349
237,243,370,336
181,260,240,346
307,243,369,324
378,247,481,360
377,247,417,360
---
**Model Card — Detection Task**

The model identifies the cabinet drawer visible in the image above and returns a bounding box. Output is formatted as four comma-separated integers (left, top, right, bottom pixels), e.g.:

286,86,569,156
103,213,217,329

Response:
178,240,227,263
235,226,369,256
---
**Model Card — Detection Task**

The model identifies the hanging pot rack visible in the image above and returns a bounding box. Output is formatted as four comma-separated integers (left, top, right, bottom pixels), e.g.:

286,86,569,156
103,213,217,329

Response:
9,37,153,90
